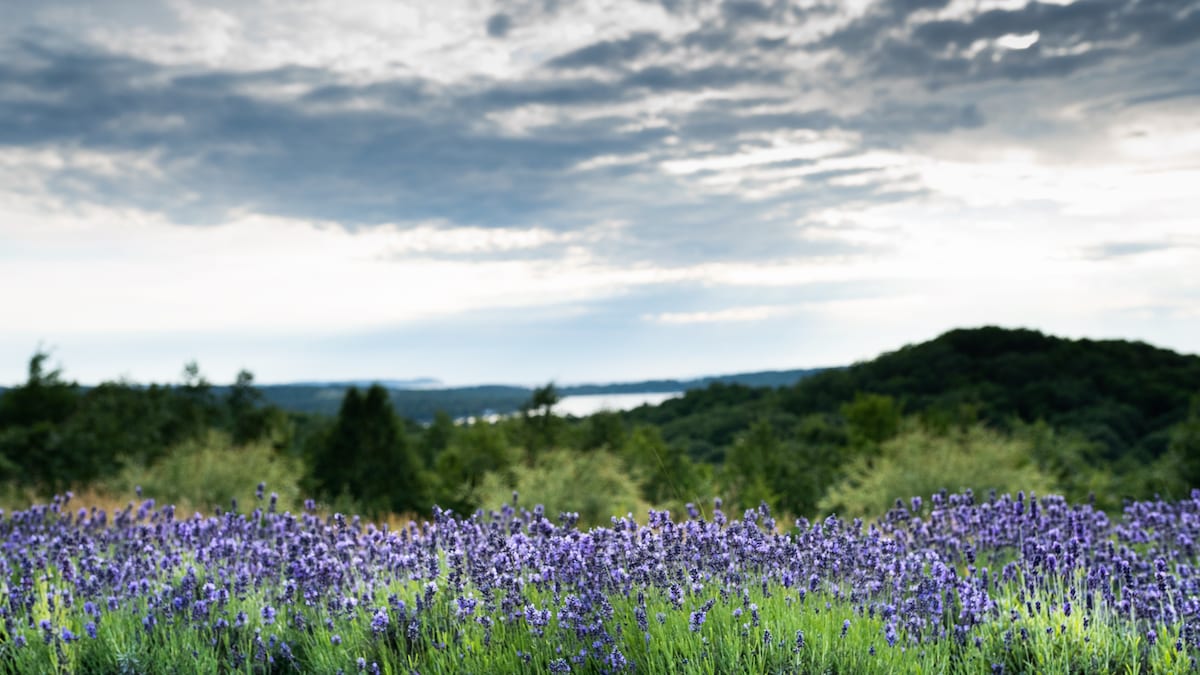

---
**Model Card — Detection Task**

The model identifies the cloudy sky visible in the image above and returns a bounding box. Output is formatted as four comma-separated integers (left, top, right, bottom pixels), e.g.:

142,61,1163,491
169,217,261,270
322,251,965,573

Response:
1,0,1198,386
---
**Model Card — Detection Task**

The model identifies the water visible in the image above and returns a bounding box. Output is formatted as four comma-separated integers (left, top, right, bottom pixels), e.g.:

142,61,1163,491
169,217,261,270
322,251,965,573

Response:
554,391,682,417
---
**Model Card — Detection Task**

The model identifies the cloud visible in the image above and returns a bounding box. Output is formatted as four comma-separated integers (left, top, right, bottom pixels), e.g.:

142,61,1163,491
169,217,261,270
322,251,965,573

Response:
1,0,1198,275
811,0,1200,87
486,13,513,38
1082,241,1175,260
546,32,664,69
646,305,787,324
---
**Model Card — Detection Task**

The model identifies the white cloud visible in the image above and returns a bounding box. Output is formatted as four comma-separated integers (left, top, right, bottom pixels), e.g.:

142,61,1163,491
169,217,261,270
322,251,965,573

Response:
995,31,1039,50
646,305,788,324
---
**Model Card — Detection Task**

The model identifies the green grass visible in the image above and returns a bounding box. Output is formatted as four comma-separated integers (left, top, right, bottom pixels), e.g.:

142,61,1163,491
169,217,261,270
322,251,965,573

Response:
3,559,1191,674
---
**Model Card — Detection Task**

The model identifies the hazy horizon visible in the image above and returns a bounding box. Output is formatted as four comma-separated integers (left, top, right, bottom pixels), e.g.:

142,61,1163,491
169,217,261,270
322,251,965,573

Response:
3,0,1197,385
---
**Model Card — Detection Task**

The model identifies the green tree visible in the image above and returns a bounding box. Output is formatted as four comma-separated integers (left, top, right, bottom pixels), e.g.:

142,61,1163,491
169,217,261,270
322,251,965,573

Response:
519,382,563,460
1145,396,1200,498
779,414,848,518
723,418,788,512
0,351,79,428
581,410,627,452
432,420,514,514
227,369,263,443
419,411,457,468
311,385,427,516
841,393,902,451
621,426,705,510
0,351,82,489
1171,396,1200,490
168,361,221,442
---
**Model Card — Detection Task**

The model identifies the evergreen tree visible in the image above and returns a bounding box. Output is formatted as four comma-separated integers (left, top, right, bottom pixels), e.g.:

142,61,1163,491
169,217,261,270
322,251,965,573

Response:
0,351,81,488
313,385,427,516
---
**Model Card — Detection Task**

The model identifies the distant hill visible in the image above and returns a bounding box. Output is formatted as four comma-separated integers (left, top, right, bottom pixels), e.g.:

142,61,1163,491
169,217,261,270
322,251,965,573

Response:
626,326,1200,463
256,368,824,421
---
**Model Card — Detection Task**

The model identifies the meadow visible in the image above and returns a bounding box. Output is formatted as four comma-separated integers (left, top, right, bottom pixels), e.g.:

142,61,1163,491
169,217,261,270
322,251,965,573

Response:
1,485,1198,673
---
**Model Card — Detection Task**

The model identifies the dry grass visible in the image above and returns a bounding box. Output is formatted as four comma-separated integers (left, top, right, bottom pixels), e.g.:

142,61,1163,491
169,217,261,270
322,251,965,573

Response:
0,481,429,531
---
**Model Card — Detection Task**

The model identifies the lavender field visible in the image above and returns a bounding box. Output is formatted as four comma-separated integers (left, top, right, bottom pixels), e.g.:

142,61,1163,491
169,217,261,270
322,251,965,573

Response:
1,486,1199,674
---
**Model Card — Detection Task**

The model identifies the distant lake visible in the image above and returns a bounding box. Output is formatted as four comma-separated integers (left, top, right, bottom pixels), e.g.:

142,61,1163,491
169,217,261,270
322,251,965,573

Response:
555,391,682,417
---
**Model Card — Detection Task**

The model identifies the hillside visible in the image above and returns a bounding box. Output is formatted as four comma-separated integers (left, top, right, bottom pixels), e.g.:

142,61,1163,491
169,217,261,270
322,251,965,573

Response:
627,326,1200,463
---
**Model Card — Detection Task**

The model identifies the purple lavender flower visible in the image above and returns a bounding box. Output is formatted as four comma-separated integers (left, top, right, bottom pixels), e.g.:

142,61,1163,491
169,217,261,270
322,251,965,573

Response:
370,608,389,636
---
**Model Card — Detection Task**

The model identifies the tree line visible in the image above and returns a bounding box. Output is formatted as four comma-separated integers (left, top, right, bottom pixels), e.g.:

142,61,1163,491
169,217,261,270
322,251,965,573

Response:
1,327,1197,523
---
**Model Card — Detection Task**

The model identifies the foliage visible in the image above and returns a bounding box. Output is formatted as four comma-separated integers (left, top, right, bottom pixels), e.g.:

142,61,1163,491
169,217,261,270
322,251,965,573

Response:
309,385,427,517
476,448,647,527
106,430,305,514
840,392,902,450
431,420,516,515
620,426,710,515
516,382,565,461
781,326,1200,459
819,423,1057,519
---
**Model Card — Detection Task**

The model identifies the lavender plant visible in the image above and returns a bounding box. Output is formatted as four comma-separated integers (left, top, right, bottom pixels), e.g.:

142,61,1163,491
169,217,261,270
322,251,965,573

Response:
1,487,1199,673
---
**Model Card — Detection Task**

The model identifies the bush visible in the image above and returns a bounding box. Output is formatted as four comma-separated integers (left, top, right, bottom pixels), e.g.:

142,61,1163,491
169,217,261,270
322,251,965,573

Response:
106,430,306,514
476,448,647,527
818,423,1057,520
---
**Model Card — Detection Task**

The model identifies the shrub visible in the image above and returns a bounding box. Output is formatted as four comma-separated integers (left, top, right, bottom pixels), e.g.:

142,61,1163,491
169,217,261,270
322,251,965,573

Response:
476,448,647,527
106,430,305,513
818,423,1057,519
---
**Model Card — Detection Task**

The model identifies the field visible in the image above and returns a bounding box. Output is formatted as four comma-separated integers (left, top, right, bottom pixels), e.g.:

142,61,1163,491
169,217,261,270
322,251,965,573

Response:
1,487,1198,673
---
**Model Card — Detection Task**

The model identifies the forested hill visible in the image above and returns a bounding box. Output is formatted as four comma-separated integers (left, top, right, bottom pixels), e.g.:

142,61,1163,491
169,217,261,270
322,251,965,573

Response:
626,326,1200,463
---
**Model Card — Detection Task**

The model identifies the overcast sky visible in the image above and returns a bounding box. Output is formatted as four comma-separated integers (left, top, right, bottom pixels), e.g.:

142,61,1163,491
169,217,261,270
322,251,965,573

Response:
2,0,1198,386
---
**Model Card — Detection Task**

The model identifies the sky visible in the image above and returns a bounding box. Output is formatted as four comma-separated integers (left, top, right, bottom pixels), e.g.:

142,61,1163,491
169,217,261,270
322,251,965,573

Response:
1,0,1198,387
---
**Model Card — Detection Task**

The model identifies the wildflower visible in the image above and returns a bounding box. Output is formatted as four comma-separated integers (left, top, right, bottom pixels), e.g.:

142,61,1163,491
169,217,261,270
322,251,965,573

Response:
331,634,342,645
841,619,851,638
370,608,389,636
794,629,805,651
86,622,97,639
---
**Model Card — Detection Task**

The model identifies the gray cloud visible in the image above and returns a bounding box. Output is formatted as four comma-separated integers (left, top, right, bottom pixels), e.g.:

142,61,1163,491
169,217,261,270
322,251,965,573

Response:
816,0,1200,87
546,32,664,69
2,0,1197,268
486,13,513,38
